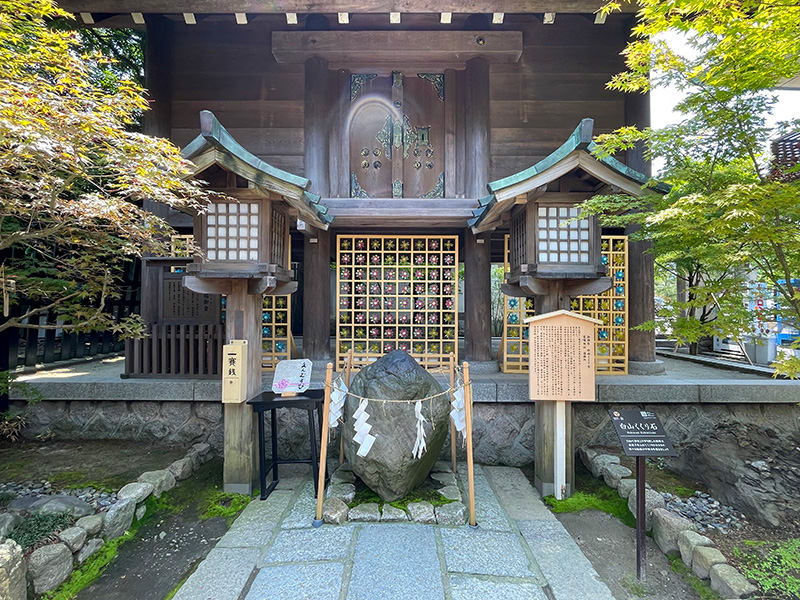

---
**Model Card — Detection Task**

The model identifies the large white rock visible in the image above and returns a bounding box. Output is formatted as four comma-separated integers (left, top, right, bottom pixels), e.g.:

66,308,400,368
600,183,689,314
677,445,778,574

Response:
651,508,695,555
137,470,176,498
103,498,136,540
678,530,713,568
709,563,757,598
118,482,154,504
692,545,726,580
0,539,26,600
627,487,666,531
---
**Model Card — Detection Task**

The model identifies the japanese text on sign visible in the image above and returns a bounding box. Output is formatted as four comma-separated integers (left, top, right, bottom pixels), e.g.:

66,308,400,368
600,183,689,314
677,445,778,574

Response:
272,359,313,394
608,409,677,457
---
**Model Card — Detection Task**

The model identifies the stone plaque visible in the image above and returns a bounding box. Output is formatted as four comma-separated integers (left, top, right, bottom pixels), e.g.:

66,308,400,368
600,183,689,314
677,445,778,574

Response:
524,310,600,401
161,276,220,323
272,359,313,394
609,409,677,457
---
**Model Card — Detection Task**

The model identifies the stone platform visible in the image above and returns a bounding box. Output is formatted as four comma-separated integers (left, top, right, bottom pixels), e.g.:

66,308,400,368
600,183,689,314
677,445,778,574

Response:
172,464,615,600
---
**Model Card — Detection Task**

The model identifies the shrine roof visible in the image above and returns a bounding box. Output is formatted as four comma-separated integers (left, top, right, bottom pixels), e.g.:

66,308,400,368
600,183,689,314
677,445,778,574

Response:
182,110,333,228
468,118,670,232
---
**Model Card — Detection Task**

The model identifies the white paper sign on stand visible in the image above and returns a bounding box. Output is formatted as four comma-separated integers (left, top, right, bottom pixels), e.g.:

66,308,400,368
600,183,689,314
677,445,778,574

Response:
272,359,313,394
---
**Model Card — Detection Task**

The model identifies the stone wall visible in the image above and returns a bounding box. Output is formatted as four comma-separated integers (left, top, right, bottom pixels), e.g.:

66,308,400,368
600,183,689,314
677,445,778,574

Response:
574,403,800,527
14,397,800,527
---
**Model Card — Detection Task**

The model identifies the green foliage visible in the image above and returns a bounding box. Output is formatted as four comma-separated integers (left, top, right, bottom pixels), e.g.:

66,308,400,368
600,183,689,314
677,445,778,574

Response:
545,490,636,528
668,554,722,600
0,491,14,507
0,0,211,338
389,488,454,511
734,538,800,599
8,512,74,550
47,471,116,492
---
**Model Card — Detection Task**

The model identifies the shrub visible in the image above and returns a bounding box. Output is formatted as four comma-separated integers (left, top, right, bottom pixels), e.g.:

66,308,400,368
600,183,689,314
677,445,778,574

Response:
8,512,74,551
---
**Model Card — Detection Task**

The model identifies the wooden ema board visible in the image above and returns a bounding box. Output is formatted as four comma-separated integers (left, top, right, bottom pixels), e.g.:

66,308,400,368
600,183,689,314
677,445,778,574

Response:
336,235,458,371
524,311,599,402
502,234,628,375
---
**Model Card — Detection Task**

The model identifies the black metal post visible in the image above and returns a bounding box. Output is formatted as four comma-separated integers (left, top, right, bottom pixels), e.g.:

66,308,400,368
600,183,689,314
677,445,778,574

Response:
636,455,646,581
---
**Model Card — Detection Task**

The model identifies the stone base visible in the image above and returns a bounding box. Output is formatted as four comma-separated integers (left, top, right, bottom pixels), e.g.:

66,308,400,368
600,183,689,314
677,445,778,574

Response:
534,476,572,499
462,360,499,374
627,360,666,375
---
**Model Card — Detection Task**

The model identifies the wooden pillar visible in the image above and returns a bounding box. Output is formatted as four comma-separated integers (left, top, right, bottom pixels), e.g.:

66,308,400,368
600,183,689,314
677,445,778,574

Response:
223,280,261,494
625,89,656,363
140,16,174,325
532,281,575,496
464,57,490,199
303,230,332,360
305,57,331,197
463,57,492,362
464,231,492,361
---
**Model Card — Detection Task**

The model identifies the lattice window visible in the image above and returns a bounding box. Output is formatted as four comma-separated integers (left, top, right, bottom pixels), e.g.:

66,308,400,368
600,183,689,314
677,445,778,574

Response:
336,235,458,371
261,295,291,369
502,234,628,374
206,202,260,261
270,206,287,267
510,209,527,271
537,206,590,263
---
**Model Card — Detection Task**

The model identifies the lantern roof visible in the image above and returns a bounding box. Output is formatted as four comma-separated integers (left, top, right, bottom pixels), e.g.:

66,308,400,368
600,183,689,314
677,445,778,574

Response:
182,110,333,229
468,118,670,232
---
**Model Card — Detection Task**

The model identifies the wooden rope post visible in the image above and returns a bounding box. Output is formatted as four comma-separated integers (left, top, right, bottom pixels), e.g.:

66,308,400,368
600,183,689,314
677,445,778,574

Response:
449,352,457,473
463,362,477,527
339,349,354,465
314,363,334,527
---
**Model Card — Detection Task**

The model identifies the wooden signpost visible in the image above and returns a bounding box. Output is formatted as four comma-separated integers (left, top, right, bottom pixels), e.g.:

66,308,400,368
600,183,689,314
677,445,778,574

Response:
609,409,677,581
524,310,600,499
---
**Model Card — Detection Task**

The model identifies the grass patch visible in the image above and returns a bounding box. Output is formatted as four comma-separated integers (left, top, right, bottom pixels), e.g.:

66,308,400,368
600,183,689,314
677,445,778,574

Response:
734,538,800,599
200,491,251,523
48,471,118,492
346,478,455,511
668,553,722,600
8,512,75,551
0,491,14,507
545,461,636,528
619,574,648,597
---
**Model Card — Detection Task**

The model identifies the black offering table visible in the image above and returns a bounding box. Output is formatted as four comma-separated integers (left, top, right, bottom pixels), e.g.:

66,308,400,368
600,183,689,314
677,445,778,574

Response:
248,389,325,500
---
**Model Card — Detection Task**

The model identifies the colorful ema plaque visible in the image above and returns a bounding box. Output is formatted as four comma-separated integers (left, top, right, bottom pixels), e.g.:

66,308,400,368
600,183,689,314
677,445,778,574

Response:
271,359,313,394
524,310,601,402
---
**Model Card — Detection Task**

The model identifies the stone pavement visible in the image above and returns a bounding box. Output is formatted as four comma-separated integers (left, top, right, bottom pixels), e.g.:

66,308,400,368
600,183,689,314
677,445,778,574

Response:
173,465,614,600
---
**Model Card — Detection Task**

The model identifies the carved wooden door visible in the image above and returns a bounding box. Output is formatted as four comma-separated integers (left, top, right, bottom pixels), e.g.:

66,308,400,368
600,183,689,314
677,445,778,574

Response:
349,71,445,199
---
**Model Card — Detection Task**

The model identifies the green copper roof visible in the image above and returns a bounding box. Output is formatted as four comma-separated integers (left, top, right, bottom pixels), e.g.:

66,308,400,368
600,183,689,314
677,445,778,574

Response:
469,118,669,228
182,110,333,226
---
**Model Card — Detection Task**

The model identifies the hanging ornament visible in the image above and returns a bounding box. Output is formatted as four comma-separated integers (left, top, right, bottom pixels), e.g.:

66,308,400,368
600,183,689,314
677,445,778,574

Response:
353,399,376,457
450,385,466,435
412,400,428,459
328,377,347,429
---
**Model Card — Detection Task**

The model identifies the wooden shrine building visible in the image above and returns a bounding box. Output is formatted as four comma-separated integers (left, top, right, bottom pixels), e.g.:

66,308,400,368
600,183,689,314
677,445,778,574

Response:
60,0,663,375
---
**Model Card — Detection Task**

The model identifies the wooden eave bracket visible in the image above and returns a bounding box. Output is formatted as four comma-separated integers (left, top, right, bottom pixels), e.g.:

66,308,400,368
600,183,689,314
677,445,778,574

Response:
271,31,522,68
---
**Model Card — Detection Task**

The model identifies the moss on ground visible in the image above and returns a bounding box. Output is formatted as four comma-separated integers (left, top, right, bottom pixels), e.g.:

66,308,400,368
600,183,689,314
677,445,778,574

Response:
347,478,455,511
544,461,636,528
41,458,251,599
734,538,800,599
668,553,722,600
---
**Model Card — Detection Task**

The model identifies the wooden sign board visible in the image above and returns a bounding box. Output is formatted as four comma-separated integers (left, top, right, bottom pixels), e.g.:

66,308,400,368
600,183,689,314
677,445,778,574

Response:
161,274,220,323
272,359,313,394
524,310,601,402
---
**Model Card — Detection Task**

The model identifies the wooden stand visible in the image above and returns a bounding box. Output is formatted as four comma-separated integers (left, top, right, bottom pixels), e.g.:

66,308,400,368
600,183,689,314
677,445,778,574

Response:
463,362,477,527
314,363,334,527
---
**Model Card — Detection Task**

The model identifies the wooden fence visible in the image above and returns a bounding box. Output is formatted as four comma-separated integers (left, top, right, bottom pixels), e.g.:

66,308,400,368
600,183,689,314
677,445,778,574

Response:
124,323,224,378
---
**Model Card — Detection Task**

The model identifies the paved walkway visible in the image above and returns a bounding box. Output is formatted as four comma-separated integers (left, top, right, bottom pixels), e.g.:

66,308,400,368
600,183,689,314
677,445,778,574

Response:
173,465,614,600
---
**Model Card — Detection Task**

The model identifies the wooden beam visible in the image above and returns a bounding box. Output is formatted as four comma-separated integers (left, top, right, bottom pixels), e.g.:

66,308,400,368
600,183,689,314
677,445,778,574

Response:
296,219,321,238
302,229,331,360
464,231,493,361
465,57,490,199
58,1,638,14
272,31,522,67
323,198,478,228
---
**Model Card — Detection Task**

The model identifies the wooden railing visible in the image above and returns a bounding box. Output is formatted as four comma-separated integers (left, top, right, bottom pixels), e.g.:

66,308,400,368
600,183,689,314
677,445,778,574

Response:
124,323,224,378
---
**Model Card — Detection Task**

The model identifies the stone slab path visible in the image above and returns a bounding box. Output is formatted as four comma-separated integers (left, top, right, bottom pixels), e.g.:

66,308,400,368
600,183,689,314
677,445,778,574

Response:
173,465,614,600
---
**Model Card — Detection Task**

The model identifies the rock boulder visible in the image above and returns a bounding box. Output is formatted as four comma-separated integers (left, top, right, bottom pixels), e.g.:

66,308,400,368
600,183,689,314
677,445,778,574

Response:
342,351,449,501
